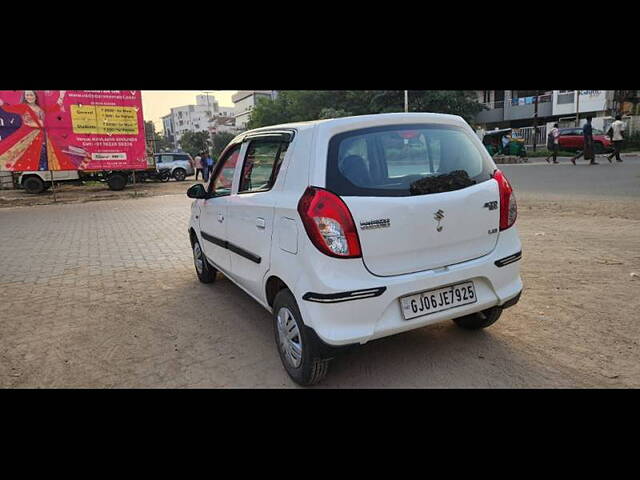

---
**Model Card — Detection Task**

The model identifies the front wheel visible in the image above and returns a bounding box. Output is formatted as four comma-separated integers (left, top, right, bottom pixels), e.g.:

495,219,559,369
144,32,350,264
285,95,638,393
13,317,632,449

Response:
453,306,503,330
273,289,331,386
193,239,217,284
23,176,45,194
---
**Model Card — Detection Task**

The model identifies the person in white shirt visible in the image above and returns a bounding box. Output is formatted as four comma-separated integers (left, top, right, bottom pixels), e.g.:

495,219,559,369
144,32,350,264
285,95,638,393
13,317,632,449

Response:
606,115,625,163
194,153,204,180
545,123,560,164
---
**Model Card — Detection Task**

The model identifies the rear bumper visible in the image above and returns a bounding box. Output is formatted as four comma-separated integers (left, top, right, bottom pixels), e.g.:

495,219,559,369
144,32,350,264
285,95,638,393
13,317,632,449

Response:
294,227,523,346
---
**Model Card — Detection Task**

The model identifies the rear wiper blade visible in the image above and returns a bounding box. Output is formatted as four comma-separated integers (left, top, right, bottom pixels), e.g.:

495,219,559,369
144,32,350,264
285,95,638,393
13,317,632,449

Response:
409,170,476,195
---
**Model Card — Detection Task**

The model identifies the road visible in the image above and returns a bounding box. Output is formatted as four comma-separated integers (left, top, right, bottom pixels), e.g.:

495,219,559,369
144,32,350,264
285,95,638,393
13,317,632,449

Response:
501,154,640,198
1,159,639,388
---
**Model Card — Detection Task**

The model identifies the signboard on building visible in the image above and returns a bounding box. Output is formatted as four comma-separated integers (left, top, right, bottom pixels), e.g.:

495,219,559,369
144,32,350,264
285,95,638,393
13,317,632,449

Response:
552,90,609,116
0,90,147,171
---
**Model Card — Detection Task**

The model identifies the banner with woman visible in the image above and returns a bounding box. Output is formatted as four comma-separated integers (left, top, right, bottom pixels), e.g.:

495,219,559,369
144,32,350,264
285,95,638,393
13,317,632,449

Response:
0,90,147,172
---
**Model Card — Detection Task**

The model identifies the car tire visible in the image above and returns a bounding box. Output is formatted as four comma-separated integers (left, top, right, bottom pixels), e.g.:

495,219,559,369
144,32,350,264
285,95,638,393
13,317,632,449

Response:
23,176,45,194
192,239,217,284
107,173,127,191
173,168,187,181
453,306,502,330
159,171,171,182
273,289,331,386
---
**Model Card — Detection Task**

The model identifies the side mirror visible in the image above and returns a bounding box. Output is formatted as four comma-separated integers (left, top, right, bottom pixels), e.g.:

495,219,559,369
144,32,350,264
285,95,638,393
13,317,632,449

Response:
187,183,210,199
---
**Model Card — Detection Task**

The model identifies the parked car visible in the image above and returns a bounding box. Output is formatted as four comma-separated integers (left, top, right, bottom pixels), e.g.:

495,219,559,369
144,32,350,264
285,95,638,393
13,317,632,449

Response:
187,113,523,386
557,127,613,153
154,152,194,181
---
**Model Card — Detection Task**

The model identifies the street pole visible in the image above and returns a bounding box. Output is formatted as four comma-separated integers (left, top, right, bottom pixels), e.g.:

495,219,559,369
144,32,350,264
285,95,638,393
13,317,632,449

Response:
404,90,409,112
533,92,539,152
576,90,580,127
204,91,213,155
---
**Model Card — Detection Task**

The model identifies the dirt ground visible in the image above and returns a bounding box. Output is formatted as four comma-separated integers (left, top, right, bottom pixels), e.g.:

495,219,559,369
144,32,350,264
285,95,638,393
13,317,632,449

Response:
497,193,640,386
1,183,639,388
0,179,193,209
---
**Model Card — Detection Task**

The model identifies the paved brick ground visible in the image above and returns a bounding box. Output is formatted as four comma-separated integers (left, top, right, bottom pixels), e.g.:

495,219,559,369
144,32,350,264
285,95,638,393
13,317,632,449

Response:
0,195,288,388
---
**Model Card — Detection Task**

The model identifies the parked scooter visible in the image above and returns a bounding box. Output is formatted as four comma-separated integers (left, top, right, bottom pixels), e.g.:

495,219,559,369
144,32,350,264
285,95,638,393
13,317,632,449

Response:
133,168,172,183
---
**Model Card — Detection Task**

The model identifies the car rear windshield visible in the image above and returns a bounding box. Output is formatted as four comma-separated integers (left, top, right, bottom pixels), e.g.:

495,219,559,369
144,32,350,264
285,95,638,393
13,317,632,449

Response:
326,124,494,197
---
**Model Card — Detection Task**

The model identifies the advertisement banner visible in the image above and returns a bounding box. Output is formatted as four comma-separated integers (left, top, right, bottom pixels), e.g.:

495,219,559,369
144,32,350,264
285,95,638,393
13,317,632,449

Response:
0,90,147,171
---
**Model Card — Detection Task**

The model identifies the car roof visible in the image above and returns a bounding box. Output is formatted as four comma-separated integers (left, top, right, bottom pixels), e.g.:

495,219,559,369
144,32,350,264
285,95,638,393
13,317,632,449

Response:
240,112,468,136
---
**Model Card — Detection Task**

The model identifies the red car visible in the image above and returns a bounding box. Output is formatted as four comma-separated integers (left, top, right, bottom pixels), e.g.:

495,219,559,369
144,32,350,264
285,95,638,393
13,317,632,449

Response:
557,127,613,153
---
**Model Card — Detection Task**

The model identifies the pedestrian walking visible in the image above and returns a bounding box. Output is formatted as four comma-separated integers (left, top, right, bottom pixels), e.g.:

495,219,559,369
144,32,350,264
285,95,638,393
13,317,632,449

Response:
570,117,598,165
545,123,560,164
606,115,625,163
203,153,214,182
501,132,511,154
194,152,204,180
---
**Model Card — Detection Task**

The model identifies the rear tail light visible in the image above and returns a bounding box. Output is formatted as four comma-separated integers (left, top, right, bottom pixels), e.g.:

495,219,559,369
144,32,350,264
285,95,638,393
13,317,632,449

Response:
297,187,362,258
493,169,517,230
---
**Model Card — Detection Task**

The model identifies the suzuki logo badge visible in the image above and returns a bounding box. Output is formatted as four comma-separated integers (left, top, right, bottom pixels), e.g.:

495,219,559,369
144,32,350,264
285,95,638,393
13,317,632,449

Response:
434,209,445,232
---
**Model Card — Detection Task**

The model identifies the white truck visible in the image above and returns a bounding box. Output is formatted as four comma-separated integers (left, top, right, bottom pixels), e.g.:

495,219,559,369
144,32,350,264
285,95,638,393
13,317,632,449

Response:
17,152,195,194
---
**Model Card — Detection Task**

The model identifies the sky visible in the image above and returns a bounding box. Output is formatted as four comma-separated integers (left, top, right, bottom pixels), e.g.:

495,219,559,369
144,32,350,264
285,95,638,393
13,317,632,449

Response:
141,90,237,132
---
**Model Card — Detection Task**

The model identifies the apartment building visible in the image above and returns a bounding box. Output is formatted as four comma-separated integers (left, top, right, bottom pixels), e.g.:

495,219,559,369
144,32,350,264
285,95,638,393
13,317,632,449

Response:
162,94,237,148
473,90,623,145
475,90,617,130
232,90,276,130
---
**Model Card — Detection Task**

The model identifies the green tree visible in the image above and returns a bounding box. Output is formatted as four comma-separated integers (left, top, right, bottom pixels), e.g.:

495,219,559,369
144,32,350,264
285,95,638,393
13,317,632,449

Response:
247,90,484,129
211,132,235,158
144,121,174,152
179,131,211,157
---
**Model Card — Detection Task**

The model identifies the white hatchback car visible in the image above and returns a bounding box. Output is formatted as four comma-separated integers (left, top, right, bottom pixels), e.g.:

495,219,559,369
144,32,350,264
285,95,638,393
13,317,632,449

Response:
187,113,523,385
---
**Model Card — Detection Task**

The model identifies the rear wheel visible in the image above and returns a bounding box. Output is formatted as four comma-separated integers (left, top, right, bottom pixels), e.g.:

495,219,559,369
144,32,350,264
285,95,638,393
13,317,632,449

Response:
107,173,127,191
173,168,187,181
453,306,502,330
273,289,331,386
22,176,45,194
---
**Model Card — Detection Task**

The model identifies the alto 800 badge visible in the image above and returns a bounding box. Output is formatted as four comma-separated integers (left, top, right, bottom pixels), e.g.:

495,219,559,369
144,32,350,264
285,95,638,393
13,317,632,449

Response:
360,218,391,230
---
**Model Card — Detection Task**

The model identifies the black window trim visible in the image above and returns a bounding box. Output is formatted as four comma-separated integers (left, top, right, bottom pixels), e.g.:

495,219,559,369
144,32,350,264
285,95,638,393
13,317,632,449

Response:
326,123,494,198
237,134,291,196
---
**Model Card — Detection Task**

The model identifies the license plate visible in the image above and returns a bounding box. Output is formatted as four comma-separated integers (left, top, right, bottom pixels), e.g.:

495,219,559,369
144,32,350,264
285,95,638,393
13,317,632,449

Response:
400,281,476,320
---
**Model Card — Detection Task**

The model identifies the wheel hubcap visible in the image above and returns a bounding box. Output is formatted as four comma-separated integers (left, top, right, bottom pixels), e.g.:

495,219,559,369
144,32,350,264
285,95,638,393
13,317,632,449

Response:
193,243,204,274
277,307,303,369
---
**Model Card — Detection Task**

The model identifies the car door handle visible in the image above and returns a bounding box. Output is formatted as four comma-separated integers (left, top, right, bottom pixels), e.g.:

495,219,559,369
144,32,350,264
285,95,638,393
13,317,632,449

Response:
217,214,224,223
256,217,266,229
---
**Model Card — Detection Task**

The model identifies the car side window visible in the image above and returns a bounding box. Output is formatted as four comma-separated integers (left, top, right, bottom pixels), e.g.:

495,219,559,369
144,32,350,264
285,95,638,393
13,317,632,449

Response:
238,139,289,194
209,145,241,197
160,155,174,163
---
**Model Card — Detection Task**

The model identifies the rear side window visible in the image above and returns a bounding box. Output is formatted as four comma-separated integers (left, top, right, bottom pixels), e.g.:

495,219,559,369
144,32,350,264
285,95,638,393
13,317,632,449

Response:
326,124,493,197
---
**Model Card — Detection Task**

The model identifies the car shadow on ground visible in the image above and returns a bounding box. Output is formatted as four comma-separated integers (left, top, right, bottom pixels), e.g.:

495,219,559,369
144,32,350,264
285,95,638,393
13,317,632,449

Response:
189,275,590,388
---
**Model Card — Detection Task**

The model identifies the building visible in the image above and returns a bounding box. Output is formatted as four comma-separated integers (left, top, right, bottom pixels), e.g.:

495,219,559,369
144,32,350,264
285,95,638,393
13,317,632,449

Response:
232,90,276,130
162,94,236,149
161,114,175,146
473,90,619,145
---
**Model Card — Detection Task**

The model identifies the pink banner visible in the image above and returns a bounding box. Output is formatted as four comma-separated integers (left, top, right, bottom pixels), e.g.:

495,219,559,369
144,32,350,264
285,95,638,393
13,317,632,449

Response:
0,90,147,171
